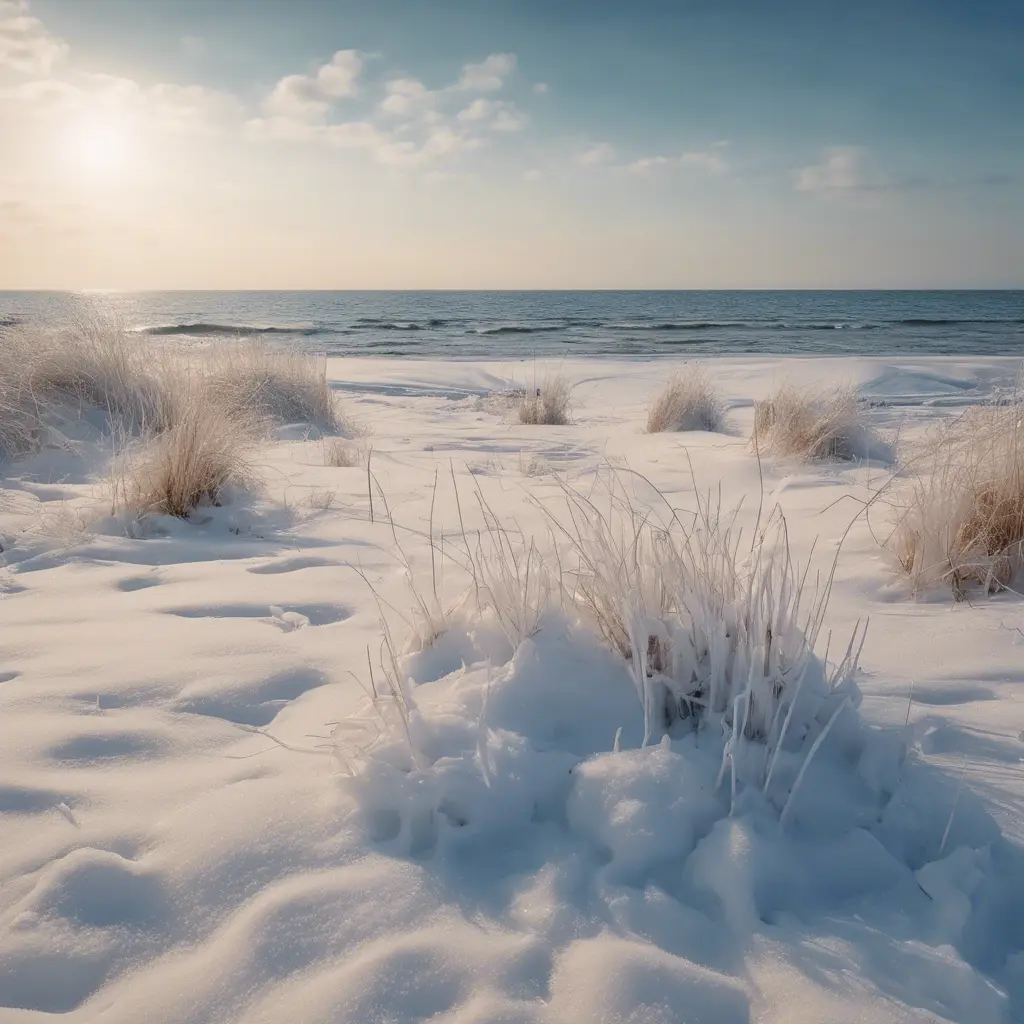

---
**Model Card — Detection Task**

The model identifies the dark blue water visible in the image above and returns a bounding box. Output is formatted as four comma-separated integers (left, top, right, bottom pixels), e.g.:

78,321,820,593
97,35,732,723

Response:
2,291,1023,358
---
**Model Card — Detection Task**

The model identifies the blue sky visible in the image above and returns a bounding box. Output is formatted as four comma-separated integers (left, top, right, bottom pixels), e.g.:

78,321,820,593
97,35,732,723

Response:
1,0,1022,288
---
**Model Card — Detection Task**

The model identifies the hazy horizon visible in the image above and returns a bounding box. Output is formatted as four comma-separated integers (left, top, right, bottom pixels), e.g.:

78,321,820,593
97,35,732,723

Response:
2,0,1022,290
4,287,1024,294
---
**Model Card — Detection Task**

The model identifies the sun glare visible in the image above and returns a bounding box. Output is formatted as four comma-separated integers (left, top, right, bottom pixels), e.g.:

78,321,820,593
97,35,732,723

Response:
63,113,136,178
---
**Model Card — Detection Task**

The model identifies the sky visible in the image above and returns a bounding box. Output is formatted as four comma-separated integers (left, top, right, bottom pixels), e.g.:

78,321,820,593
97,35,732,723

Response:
0,0,1022,289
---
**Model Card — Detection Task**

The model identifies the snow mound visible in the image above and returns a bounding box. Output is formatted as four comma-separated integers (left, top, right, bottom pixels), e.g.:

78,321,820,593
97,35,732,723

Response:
330,611,1022,1023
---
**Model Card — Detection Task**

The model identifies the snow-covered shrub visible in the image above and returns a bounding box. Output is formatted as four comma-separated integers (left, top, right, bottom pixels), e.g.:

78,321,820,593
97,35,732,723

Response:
888,400,1024,596
113,387,260,518
519,374,572,425
341,470,866,831
753,382,893,462
646,367,724,433
200,341,345,433
552,475,866,795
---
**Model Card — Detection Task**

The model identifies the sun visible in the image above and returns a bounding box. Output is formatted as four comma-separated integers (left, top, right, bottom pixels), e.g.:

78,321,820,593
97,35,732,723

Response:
63,112,136,178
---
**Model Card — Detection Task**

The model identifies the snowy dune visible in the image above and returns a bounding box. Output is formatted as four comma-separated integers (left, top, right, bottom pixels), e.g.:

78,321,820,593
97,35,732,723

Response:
2,354,1024,1023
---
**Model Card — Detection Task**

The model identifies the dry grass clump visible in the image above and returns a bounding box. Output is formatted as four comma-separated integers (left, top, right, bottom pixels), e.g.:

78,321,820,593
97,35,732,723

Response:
113,391,260,518
370,468,863,817
888,401,1024,597
305,487,339,511
646,367,724,433
518,374,572,426
2,317,176,438
752,383,892,463
0,318,360,520
200,342,343,433
547,474,864,806
323,437,363,467
0,374,38,459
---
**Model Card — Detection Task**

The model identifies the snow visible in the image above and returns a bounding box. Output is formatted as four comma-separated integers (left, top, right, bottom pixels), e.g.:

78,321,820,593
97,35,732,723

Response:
2,354,1024,1023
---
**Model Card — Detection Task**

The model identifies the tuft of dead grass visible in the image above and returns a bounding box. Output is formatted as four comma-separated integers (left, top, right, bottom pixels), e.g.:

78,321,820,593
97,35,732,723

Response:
323,437,363,467
350,467,864,816
305,487,339,511
200,341,343,433
752,383,893,463
646,367,724,433
2,315,177,445
0,319,363,525
518,374,572,426
887,400,1024,597
113,389,260,518
0,380,38,460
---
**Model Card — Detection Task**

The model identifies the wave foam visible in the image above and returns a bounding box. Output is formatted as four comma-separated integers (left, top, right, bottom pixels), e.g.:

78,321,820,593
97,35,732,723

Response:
137,322,322,337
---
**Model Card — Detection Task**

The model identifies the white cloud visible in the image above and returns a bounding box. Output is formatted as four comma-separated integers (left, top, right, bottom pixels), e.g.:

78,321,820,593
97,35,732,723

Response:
523,168,543,181
457,53,515,92
380,77,433,117
316,49,362,98
626,155,671,174
457,97,492,122
627,142,729,176
456,97,526,132
0,0,68,75
2,65,240,137
250,49,527,168
264,74,329,120
796,146,864,193
680,141,729,174
319,119,403,155
263,49,362,120
577,142,615,167
419,124,480,160
243,115,317,143
0,75,76,107
146,82,242,133
247,114,481,168
533,82,549,94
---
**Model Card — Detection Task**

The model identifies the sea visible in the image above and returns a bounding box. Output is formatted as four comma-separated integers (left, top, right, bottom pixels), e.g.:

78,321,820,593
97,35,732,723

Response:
1,291,1023,359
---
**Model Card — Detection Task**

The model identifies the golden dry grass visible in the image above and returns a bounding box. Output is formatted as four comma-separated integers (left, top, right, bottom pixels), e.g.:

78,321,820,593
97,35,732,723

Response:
752,383,892,462
646,367,724,433
888,401,1024,596
518,374,572,425
1,320,358,518
113,389,260,519
199,341,343,433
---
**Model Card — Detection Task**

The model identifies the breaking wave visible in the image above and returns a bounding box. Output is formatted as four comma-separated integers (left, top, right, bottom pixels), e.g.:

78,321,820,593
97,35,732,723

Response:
137,322,323,337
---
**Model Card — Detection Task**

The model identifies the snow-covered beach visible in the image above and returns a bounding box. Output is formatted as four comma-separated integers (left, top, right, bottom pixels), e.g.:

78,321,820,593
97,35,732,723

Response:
2,354,1024,1023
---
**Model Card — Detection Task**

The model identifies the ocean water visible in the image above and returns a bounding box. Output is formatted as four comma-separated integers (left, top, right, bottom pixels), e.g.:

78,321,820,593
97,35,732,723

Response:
2,290,1023,359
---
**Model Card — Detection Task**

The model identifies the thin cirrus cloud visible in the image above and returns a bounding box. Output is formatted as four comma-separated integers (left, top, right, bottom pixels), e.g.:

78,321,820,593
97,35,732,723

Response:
576,142,616,166
791,148,999,196
626,142,730,175
795,146,866,193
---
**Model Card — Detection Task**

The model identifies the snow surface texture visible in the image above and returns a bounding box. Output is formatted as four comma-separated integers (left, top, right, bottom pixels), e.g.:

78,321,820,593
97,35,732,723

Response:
2,355,1024,1023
